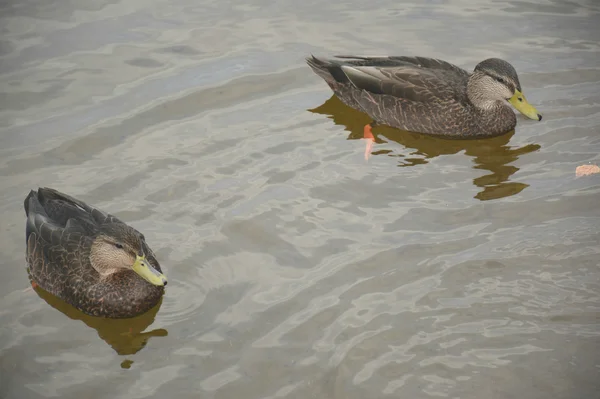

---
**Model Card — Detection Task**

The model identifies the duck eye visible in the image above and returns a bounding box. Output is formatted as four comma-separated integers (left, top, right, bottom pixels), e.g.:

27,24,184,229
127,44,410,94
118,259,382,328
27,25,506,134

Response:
495,77,505,84
114,243,124,249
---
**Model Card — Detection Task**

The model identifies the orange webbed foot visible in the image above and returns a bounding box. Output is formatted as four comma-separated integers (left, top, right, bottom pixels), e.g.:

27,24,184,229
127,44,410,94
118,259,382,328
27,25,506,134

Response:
363,124,375,160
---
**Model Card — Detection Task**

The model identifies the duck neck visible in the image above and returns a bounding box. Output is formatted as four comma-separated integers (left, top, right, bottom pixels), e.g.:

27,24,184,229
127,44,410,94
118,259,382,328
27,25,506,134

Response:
466,72,517,135
467,71,502,111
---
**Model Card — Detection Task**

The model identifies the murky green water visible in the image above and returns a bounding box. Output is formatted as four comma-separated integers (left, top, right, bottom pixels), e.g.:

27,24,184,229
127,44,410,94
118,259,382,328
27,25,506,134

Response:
1,1,599,398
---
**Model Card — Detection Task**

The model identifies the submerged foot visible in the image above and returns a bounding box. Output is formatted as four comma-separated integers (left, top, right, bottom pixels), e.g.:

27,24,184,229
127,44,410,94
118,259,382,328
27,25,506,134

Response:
23,281,37,293
363,123,375,160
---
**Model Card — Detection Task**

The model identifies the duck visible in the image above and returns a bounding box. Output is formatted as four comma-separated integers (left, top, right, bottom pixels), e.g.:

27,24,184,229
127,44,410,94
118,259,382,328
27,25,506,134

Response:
24,187,167,319
306,55,542,139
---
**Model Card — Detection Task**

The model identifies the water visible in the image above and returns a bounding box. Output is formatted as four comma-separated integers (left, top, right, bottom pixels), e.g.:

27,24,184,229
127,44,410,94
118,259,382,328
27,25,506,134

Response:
1,0,600,398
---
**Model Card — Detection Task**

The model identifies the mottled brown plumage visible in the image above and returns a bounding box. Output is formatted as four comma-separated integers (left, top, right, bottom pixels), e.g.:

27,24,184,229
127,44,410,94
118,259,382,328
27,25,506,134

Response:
24,188,166,319
306,55,542,138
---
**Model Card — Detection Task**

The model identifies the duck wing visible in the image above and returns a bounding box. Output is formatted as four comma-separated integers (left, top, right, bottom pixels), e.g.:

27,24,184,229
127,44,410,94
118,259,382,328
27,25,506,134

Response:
24,190,89,292
25,189,79,248
24,188,129,262
330,55,470,105
31,187,124,225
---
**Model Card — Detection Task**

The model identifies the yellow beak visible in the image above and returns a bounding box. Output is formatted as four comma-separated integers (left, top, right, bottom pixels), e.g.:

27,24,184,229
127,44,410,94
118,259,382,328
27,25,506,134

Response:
132,255,167,286
508,89,542,121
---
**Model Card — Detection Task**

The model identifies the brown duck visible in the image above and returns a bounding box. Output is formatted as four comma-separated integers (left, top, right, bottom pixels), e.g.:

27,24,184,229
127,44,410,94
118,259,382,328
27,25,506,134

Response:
24,188,167,319
306,55,542,140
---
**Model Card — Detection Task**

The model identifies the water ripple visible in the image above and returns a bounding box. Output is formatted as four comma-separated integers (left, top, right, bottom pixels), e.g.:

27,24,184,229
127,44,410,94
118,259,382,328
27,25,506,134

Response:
1,1,600,398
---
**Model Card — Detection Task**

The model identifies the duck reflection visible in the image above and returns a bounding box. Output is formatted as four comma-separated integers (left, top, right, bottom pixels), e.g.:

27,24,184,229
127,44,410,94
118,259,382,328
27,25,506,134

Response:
309,95,541,201
33,284,167,356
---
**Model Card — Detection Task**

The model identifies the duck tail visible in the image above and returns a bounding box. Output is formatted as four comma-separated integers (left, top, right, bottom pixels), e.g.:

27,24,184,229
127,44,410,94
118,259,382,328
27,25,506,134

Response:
24,189,47,243
36,187,73,205
36,187,94,213
24,189,38,217
306,55,350,85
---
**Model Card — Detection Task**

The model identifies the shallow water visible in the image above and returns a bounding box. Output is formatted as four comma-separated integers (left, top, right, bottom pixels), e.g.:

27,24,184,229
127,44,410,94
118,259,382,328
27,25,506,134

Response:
1,0,600,398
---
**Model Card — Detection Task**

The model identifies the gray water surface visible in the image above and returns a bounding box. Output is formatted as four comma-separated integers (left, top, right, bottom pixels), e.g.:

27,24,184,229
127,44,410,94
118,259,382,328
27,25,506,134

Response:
1,0,600,398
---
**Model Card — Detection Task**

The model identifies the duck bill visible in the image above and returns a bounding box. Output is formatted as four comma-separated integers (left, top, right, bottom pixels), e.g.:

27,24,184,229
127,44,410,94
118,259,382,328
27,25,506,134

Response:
132,255,167,286
508,89,542,121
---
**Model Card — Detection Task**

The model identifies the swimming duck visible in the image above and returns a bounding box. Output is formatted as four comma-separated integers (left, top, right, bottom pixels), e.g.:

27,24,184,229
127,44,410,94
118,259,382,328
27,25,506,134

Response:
306,55,542,139
24,188,167,319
